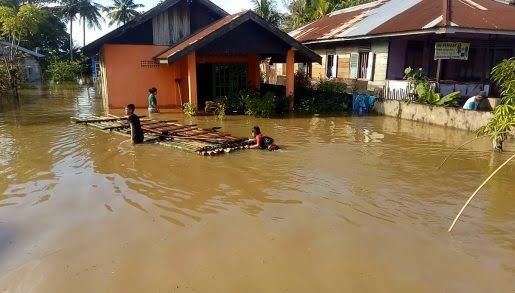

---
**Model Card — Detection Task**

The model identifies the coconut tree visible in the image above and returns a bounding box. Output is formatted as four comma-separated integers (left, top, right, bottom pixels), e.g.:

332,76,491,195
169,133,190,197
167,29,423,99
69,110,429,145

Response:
104,0,143,27
252,0,282,27
78,0,104,47
309,0,334,19
59,0,80,60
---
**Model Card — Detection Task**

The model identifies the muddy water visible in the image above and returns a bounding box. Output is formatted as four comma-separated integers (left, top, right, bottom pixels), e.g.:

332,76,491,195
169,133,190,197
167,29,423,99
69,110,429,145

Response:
0,85,514,292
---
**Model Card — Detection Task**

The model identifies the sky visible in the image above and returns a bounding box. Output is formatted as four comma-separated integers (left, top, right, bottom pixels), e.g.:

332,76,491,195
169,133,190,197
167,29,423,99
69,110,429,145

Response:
73,0,286,46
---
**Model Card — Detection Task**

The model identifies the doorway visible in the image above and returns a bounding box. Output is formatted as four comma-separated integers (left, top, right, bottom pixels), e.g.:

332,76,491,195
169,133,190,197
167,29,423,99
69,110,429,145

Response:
197,62,248,110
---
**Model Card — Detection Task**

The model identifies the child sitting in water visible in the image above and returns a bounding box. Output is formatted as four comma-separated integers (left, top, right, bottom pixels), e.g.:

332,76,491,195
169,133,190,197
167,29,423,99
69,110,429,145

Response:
249,126,279,151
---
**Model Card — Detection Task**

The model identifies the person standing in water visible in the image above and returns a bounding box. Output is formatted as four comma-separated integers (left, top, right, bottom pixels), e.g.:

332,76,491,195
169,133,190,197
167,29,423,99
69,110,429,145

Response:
249,126,279,151
148,87,160,113
125,104,144,144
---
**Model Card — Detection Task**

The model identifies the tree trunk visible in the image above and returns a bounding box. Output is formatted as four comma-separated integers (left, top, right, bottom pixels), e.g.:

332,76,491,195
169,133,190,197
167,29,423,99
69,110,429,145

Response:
83,16,86,48
493,136,505,152
70,16,74,61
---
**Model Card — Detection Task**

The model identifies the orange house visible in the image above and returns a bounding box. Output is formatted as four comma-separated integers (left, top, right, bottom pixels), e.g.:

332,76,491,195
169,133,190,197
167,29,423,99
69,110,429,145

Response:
84,0,321,110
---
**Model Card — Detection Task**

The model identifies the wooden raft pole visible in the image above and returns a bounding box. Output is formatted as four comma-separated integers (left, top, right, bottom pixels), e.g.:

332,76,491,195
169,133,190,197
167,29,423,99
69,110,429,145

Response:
73,116,252,156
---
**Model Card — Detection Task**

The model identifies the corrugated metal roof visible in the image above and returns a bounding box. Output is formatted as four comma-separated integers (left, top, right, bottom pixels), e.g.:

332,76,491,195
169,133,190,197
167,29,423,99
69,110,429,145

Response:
0,41,44,58
291,0,515,43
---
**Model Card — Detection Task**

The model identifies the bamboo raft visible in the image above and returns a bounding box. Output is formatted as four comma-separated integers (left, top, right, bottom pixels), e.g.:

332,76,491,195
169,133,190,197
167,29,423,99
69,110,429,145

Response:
71,116,253,156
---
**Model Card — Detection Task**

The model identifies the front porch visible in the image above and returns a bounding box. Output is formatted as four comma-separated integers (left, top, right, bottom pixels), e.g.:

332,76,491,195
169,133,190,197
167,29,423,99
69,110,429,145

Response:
385,33,515,98
154,11,320,111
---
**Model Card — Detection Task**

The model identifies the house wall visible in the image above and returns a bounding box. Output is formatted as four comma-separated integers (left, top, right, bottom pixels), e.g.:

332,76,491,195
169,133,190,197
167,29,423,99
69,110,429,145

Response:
101,45,262,109
102,44,184,109
308,41,388,91
22,57,41,82
374,99,494,132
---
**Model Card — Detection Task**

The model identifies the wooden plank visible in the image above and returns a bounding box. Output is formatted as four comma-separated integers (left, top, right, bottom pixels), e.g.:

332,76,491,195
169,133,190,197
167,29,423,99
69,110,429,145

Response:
72,116,147,124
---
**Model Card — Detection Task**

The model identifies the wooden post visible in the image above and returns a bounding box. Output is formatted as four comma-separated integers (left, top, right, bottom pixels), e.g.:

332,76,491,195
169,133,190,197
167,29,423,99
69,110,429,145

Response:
187,52,197,108
286,49,295,112
436,59,442,82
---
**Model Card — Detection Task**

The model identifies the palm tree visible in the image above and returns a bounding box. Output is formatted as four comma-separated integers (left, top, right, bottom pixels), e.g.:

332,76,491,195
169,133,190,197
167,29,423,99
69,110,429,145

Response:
252,0,282,27
78,0,104,47
59,0,80,60
309,0,334,19
104,0,143,27
334,0,373,9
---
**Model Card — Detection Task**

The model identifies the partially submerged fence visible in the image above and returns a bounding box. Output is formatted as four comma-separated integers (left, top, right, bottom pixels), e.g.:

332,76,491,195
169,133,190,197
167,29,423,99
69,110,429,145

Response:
381,80,491,101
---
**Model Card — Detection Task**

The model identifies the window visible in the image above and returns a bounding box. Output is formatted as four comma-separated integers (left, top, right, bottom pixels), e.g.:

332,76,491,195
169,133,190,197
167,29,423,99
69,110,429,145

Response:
358,52,369,79
140,60,159,68
298,63,312,77
326,54,338,78
212,63,248,99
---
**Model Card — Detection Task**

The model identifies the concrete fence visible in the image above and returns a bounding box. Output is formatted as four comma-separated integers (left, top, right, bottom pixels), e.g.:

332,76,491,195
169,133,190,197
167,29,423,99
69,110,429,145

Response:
373,99,493,132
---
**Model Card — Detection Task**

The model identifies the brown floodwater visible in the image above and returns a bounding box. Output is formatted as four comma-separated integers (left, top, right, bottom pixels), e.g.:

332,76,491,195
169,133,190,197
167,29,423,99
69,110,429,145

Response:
0,85,514,292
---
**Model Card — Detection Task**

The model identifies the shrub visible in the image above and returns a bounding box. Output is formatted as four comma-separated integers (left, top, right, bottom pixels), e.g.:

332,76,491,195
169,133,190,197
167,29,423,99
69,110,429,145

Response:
0,64,11,93
183,102,197,116
294,71,312,91
317,78,347,94
244,91,291,118
215,103,226,120
0,63,23,94
46,59,83,83
477,57,515,151
404,67,460,106
295,78,350,114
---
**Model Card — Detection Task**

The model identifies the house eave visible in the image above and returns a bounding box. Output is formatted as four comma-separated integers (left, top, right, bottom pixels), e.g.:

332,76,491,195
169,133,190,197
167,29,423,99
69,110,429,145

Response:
301,27,515,45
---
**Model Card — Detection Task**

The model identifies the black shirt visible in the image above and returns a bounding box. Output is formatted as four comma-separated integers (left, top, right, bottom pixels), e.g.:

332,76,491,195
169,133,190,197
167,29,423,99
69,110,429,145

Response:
127,113,144,144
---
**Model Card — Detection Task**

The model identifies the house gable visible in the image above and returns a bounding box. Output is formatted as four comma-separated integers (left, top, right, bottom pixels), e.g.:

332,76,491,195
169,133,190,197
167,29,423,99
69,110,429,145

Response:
83,0,228,55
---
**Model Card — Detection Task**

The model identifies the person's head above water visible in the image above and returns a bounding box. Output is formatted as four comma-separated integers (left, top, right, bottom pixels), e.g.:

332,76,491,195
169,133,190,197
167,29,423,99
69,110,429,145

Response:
475,91,487,101
252,126,261,136
125,104,135,115
152,87,157,94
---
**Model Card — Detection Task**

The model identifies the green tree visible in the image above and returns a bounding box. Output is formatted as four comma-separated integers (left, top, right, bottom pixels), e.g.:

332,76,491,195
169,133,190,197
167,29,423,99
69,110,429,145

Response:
477,58,515,151
282,0,308,31
104,0,143,27
252,0,282,27
23,9,70,58
283,0,374,31
309,0,334,19
78,0,104,47
59,0,80,60
0,3,45,95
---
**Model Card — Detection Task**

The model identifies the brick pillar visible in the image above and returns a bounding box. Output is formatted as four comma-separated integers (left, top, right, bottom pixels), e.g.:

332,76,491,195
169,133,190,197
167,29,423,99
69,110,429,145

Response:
248,54,261,89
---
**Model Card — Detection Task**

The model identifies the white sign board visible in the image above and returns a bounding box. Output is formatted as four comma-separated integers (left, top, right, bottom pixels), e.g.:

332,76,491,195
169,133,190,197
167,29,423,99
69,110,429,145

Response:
434,42,470,60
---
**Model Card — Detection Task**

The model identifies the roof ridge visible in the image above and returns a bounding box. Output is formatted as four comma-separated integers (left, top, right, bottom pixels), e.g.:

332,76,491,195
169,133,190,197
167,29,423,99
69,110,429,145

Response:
83,0,229,54
329,0,385,16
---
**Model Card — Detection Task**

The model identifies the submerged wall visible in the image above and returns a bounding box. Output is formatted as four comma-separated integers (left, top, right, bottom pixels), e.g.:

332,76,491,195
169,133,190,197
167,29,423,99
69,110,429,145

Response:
373,100,493,132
